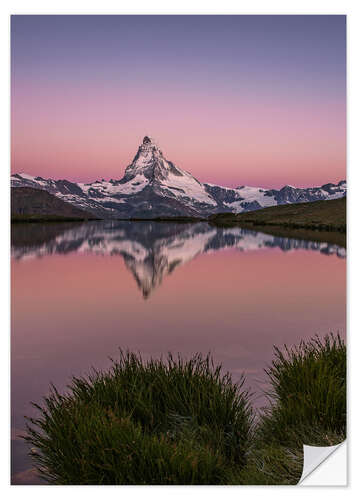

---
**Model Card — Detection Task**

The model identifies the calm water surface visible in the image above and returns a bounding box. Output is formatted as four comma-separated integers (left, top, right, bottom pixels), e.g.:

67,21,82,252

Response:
11,221,346,483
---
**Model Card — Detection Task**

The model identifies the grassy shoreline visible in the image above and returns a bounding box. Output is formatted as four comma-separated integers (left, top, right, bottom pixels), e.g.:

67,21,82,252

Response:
24,334,346,485
208,198,346,247
209,197,346,231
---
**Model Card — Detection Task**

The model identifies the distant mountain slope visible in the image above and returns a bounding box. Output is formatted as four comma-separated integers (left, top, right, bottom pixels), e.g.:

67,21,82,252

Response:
11,187,97,221
11,136,346,219
210,197,346,232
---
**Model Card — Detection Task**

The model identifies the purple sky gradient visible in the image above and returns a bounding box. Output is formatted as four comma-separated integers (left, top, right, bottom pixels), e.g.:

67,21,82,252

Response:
11,15,346,188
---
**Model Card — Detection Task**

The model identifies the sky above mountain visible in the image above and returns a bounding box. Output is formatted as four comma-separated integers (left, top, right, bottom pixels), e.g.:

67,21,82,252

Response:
11,15,346,189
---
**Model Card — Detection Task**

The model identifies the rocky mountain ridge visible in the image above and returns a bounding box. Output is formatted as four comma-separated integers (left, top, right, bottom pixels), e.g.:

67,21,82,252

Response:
11,136,346,218
11,187,96,221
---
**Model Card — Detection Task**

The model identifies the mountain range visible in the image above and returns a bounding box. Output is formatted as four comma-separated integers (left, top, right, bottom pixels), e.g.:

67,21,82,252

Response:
11,136,346,219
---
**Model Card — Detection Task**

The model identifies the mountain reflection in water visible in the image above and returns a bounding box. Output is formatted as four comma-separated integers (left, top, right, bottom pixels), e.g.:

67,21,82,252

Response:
11,221,346,299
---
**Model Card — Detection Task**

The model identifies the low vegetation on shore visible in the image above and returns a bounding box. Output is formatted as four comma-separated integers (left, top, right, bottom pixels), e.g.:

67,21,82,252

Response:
209,197,346,232
238,334,346,485
209,197,346,247
24,334,346,485
25,353,253,485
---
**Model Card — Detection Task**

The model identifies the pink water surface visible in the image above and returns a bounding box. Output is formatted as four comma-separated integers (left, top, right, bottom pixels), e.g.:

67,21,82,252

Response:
11,238,345,483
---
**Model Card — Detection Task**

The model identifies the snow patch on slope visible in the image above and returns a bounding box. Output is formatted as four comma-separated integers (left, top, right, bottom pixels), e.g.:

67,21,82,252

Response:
161,171,217,206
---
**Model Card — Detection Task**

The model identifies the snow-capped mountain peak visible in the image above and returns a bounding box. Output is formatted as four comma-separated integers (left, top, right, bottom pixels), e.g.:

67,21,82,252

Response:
124,136,166,180
11,136,346,219
123,136,198,183
118,136,216,208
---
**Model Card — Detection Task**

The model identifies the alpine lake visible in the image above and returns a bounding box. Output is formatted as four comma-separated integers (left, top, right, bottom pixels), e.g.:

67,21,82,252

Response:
11,220,346,483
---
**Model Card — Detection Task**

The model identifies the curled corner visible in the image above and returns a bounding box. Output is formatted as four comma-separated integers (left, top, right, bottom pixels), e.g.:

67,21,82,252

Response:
298,441,346,484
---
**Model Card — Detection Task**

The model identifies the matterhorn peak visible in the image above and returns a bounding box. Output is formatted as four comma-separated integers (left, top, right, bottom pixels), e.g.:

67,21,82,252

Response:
139,135,162,155
11,132,347,219
122,135,174,183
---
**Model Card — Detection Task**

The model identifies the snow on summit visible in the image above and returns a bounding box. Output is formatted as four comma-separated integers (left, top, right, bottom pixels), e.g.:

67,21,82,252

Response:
11,136,347,219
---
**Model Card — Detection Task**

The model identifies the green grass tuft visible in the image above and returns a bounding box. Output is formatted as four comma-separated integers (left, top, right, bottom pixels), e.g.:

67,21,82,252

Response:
237,333,346,485
24,352,253,485
259,333,346,447
24,335,346,485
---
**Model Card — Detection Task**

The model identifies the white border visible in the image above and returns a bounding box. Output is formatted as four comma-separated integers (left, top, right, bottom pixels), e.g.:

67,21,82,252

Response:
1,1,355,498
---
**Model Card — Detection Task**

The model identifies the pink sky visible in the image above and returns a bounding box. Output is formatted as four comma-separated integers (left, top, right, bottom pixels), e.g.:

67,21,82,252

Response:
11,15,346,189
11,84,346,188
